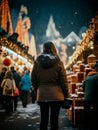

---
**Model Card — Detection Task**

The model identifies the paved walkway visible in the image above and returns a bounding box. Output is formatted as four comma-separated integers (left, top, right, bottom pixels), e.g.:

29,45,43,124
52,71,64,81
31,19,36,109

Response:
0,101,82,130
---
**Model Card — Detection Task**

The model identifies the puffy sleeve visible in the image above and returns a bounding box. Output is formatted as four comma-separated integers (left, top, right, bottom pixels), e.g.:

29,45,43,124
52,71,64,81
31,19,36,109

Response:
57,61,68,98
31,61,39,94
1,79,6,88
12,79,16,90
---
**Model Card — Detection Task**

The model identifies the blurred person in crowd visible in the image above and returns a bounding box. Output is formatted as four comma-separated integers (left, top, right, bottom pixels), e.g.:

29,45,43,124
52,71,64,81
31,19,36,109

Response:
10,66,21,111
31,41,68,130
1,71,16,114
82,62,98,130
20,70,32,108
0,67,7,109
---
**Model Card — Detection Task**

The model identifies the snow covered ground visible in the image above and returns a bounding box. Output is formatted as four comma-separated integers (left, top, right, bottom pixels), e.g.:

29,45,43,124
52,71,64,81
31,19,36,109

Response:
0,101,79,130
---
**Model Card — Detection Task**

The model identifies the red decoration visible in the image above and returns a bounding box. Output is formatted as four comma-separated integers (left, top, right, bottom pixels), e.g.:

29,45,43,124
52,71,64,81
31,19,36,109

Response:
14,87,20,96
3,58,11,66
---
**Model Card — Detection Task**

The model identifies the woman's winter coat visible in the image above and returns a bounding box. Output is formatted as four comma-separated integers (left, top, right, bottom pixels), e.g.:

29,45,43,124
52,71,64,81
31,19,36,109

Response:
1,78,16,96
31,53,68,102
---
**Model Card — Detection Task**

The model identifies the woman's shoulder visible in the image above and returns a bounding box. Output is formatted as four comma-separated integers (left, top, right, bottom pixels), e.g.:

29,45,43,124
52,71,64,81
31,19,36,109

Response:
4,78,11,81
56,59,64,67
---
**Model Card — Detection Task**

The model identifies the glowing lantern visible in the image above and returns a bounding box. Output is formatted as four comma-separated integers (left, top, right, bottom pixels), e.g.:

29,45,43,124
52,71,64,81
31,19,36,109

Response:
3,58,12,66
17,60,23,65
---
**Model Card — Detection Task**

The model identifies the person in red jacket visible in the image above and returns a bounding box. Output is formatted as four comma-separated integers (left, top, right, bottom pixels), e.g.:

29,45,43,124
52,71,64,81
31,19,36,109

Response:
31,41,68,130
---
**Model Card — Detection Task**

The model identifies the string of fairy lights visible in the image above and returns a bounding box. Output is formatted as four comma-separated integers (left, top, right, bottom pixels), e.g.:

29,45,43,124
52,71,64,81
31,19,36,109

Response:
65,14,98,69
0,36,34,64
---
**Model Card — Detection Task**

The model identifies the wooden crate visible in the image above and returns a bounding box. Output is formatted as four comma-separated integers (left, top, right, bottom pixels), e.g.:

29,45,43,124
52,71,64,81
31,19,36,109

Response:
72,98,84,126
73,107,84,126
69,83,77,94
70,75,78,83
77,72,84,83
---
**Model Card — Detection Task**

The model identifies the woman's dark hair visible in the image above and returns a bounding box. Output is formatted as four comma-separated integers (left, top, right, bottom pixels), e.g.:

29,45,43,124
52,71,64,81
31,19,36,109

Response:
4,70,13,80
43,41,58,55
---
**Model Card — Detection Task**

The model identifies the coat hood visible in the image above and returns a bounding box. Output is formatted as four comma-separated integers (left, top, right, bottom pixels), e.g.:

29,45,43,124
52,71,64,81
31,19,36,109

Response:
36,53,59,69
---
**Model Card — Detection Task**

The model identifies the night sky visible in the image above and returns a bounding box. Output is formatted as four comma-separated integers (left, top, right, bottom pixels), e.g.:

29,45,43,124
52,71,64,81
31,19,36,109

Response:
4,0,98,44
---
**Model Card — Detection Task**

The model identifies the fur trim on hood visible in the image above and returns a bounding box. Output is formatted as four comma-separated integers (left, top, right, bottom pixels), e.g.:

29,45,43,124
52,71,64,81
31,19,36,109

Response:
36,53,59,69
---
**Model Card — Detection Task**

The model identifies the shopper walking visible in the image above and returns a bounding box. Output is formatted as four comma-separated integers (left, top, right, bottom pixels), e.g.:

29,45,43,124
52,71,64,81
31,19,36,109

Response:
1,71,16,114
82,62,98,130
10,66,21,111
0,67,7,109
31,41,68,130
20,70,32,108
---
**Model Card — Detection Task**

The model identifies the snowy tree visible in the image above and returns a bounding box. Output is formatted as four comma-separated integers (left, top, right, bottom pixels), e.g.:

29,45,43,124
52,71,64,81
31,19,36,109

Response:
46,15,63,47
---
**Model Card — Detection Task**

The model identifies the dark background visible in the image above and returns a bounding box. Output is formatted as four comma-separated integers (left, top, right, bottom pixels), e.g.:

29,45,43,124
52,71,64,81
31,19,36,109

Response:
1,0,98,44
